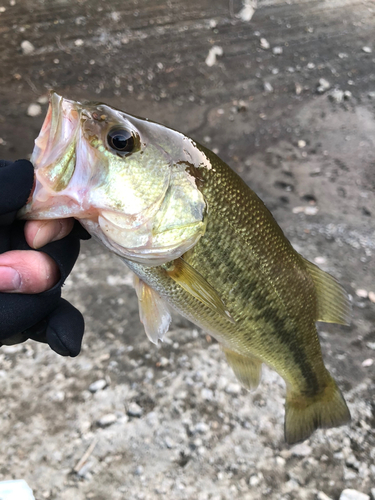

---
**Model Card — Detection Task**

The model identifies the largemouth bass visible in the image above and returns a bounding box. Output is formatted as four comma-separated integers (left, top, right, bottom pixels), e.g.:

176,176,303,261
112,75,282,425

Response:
21,92,351,444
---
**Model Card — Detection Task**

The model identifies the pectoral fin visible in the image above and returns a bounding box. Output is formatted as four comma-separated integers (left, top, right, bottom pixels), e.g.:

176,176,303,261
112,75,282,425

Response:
163,258,234,323
302,258,351,326
133,275,171,344
222,347,262,391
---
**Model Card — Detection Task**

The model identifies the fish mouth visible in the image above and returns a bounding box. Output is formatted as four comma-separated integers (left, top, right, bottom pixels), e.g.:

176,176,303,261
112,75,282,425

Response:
31,91,81,177
19,92,82,219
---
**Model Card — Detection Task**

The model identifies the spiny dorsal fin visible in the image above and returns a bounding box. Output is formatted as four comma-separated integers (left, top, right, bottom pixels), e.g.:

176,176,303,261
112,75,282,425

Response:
222,346,262,391
302,257,351,326
133,274,171,345
163,258,234,323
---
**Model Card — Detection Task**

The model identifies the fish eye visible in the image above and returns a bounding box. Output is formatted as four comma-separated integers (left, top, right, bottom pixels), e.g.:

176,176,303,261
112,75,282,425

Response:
107,128,135,154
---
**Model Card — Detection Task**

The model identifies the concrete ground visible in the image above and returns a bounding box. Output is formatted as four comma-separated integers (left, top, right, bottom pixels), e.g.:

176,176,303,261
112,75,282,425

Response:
0,1,374,499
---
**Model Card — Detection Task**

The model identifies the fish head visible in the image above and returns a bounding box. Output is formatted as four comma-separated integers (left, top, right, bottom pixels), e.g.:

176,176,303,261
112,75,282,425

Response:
21,92,209,265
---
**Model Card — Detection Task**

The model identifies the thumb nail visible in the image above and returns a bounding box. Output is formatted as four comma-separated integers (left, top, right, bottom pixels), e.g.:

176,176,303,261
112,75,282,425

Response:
0,266,21,292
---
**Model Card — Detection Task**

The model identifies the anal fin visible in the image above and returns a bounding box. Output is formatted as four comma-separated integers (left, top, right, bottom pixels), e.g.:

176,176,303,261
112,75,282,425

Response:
133,275,171,345
222,347,262,391
302,257,351,326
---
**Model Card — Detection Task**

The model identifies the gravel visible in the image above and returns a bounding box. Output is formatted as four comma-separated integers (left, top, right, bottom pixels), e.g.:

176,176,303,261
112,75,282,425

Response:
339,490,370,500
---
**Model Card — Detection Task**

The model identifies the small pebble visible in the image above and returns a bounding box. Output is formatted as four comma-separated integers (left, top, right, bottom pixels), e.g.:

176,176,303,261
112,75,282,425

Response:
290,443,312,457
272,46,283,55
264,81,273,93
164,437,174,449
329,89,344,103
317,493,334,500
225,383,241,395
249,474,261,486
205,45,223,67
260,38,270,50
238,0,256,22
361,358,373,367
314,256,326,265
362,46,372,53
27,104,42,117
298,140,306,148
317,78,331,94
368,291,375,303
158,356,169,367
0,6,6,12
134,465,144,476
21,40,35,55
339,489,370,500
127,402,143,417
356,289,368,299
89,379,107,393
74,38,84,47
194,422,210,434
292,206,318,215
370,488,375,500
97,413,117,427
37,95,49,105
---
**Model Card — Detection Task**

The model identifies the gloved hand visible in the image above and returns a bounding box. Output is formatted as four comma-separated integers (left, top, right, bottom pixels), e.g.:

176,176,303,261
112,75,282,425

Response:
0,159,90,356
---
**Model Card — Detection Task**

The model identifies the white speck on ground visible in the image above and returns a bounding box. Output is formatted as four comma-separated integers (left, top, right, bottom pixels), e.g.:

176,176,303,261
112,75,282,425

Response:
260,38,270,49
237,0,257,22
317,78,331,93
361,358,373,367
339,489,370,500
97,413,118,427
264,81,273,93
20,40,35,55
292,206,319,215
205,45,223,67
27,104,42,117
272,46,283,55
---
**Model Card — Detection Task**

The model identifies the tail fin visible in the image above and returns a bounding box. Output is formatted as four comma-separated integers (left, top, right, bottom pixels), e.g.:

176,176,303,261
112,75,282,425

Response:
285,375,351,444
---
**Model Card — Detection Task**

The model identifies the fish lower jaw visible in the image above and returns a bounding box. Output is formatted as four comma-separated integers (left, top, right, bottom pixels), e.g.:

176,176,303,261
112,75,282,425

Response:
19,196,99,221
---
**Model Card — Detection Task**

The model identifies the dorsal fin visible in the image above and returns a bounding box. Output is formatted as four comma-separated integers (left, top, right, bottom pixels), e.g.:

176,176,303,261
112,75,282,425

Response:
302,258,351,326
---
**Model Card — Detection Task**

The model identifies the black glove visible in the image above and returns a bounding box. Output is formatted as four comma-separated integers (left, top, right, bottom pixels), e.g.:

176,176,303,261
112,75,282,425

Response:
0,159,90,356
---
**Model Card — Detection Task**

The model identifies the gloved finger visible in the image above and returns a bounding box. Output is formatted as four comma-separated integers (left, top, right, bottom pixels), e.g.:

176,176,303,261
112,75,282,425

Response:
0,160,34,221
0,331,31,346
1,299,85,357
70,220,91,240
44,299,84,357
0,249,60,293
11,221,80,283
0,288,61,340
0,226,11,253
24,218,75,249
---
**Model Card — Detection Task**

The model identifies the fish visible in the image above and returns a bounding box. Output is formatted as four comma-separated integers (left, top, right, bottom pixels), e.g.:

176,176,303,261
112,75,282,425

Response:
20,92,351,444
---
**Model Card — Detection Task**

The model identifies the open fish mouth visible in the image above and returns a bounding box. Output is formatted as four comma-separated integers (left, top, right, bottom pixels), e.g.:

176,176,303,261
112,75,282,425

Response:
31,92,81,177
19,93,88,220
